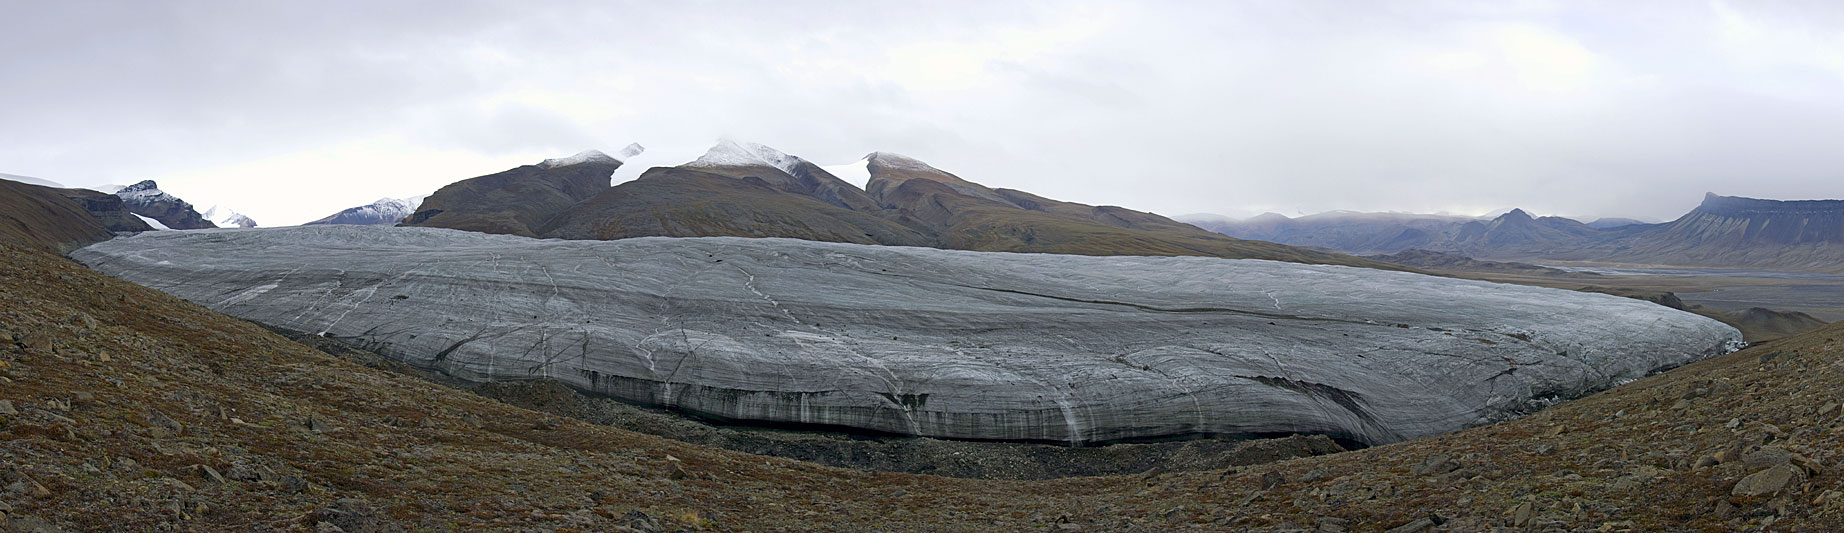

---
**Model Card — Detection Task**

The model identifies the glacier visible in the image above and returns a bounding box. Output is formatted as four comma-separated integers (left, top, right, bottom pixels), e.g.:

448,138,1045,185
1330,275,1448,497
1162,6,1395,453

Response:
73,225,1741,446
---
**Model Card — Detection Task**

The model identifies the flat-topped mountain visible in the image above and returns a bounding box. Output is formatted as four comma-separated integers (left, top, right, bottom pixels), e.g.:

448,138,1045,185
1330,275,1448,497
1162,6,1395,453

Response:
403,149,629,237
1567,193,1844,270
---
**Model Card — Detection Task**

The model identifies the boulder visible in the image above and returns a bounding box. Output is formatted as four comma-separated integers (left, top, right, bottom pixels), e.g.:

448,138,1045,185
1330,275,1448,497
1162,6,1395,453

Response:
1733,464,1805,497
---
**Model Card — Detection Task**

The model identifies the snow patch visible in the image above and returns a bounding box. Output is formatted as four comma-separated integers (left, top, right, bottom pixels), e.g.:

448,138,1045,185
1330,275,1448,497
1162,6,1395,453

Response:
820,157,872,188
686,140,806,176
867,152,936,171
538,150,620,169
134,214,170,230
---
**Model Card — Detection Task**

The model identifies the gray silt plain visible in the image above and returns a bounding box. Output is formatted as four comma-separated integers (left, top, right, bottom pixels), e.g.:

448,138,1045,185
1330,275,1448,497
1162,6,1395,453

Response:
73,226,1741,446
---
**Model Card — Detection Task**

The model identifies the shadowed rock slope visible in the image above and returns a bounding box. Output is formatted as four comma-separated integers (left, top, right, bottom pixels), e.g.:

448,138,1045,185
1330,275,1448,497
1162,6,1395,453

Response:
113,180,216,230
54,188,156,233
402,150,625,237
2,236,1841,530
75,225,1737,447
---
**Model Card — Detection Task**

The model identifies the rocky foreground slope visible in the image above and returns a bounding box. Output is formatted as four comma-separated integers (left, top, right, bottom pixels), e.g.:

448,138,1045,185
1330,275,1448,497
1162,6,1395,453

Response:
1,236,1840,531
74,226,1737,447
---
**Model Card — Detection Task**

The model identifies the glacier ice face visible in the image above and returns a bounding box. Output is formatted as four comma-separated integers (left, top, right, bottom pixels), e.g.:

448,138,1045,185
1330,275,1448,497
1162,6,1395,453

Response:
73,226,1741,446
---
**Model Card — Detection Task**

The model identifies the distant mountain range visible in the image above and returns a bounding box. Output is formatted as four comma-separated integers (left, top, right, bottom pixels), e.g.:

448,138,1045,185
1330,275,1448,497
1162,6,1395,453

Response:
1185,192,1844,272
403,142,1398,269
306,196,427,226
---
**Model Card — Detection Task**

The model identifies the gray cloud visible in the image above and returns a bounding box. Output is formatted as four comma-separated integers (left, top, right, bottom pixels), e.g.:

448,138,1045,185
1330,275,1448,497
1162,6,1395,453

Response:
5,0,1843,225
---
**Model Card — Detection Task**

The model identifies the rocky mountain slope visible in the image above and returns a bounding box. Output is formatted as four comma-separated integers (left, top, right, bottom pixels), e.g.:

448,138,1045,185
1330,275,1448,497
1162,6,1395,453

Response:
305,196,427,226
112,180,216,230
0,231,1838,530
402,150,626,237
1562,193,1844,271
50,187,155,234
75,225,1737,447
0,178,122,253
529,144,1399,269
537,165,934,245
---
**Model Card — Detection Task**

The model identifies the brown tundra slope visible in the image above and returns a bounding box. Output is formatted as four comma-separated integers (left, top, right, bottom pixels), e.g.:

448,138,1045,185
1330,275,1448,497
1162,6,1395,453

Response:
1,238,1842,531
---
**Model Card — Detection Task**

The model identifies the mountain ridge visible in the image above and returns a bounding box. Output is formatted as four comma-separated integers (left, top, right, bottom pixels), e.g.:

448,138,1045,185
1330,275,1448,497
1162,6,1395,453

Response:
423,143,1402,270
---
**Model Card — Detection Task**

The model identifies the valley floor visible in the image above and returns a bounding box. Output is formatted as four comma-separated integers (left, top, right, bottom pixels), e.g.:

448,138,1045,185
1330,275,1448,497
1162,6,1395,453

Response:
2,243,1841,531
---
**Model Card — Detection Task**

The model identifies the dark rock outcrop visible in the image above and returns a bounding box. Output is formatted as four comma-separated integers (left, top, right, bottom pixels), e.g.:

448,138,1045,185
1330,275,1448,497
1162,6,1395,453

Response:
113,180,216,229
53,188,155,233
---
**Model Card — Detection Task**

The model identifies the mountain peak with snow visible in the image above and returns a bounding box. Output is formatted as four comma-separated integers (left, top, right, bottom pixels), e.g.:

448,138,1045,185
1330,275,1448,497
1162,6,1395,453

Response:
203,205,258,228
538,150,623,169
116,180,162,195
306,195,429,226
112,180,217,229
617,143,645,160
685,140,806,176
865,152,937,171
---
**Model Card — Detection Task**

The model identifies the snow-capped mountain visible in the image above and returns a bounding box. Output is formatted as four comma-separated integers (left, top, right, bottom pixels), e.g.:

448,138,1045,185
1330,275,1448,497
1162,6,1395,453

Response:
113,180,216,229
203,205,258,228
306,196,429,226
685,139,806,175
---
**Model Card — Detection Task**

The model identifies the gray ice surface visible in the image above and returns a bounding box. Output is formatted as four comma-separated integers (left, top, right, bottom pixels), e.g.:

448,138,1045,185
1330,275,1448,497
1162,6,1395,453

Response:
73,226,1741,446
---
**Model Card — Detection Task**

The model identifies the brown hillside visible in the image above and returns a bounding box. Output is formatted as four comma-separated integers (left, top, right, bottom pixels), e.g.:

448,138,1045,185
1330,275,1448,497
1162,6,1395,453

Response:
0,178,116,253
404,154,621,237
863,153,1405,268
536,167,933,246
1,241,1841,530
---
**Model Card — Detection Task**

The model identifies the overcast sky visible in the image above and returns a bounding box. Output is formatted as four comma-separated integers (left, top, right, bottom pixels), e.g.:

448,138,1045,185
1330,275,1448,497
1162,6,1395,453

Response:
6,1,1844,225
